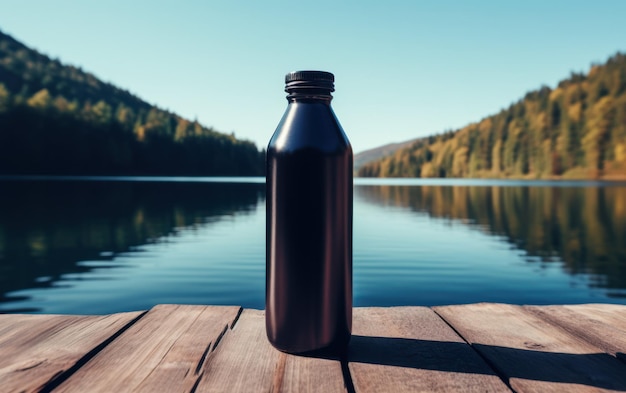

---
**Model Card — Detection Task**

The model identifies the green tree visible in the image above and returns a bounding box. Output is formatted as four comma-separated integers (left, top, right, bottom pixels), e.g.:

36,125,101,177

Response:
0,29,265,176
91,100,113,124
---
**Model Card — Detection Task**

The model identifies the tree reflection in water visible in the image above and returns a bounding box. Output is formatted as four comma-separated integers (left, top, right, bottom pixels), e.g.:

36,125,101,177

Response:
0,179,264,312
356,184,626,297
2,179,625,313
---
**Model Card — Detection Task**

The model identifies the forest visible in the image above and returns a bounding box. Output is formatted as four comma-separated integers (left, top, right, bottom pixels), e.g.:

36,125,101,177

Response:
0,30,264,176
358,53,626,179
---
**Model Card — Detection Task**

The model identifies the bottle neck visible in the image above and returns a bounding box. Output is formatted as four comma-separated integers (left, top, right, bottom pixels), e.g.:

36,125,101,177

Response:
286,88,333,104
287,96,332,104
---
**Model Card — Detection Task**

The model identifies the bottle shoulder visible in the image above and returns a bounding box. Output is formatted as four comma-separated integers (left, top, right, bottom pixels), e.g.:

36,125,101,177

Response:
268,103,351,154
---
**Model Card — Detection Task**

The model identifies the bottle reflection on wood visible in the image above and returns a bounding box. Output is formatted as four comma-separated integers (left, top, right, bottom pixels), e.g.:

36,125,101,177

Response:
266,71,353,355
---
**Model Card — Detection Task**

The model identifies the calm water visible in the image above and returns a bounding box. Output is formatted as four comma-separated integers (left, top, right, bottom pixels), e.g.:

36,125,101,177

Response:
0,177,625,314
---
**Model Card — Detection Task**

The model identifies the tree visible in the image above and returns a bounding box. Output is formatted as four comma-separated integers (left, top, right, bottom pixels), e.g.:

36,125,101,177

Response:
53,95,70,112
91,100,113,124
0,83,9,112
0,30,264,176
175,118,190,141
583,96,615,173
358,52,626,179
26,88,51,109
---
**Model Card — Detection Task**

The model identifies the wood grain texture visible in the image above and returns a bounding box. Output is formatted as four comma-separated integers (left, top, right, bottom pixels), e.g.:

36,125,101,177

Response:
526,304,626,361
280,351,347,393
0,311,142,393
434,303,626,393
2,304,626,393
53,304,240,393
195,309,346,393
348,307,511,393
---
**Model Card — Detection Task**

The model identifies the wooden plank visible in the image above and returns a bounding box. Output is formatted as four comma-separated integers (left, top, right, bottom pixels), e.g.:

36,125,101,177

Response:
53,304,241,393
526,304,626,361
348,307,511,393
194,309,346,393
280,352,347,393
3,304,625,393
0,311,142,393
434,303,626,393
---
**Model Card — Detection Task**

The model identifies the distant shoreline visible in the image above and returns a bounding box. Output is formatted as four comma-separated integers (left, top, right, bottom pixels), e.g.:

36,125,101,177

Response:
2,175,626,187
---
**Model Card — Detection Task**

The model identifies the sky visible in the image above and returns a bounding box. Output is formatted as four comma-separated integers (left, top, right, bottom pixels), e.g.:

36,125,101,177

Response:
1,0,625,154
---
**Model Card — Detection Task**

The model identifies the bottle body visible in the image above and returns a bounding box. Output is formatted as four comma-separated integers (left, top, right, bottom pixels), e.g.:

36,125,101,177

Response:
266,93,352,354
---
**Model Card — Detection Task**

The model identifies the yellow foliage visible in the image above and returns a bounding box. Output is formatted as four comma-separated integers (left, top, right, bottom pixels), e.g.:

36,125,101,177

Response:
565,84,584,104
379,158,392,177
491,139,502,173
421,162,435,178
91,100,112,122
561,166,590,179
53,96,69,112
588,65,601,78
456,127,470,138
429,140,442,153
115,105,133,124
359,54,626,180
549,87,563,101
585,96,615,141
508,118,523,136
433,146,445,167
135,125,146,142
542,139,553,176
556,133,566,154
478,118,492,133
525,100,538,116
452,146,468,177
175,118,189,141
581,80,590,94
567,102,582,122
27,88,51,108
616,143,626,163
0,83,9,112
530,112,548,133
67,100,79,112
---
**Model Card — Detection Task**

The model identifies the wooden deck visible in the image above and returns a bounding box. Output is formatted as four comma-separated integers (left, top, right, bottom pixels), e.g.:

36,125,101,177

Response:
1,303,625,392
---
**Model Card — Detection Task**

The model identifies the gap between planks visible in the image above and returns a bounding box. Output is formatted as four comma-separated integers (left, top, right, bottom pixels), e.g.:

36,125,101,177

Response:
51,305,243,393
2,304,625,393
434,303,626,393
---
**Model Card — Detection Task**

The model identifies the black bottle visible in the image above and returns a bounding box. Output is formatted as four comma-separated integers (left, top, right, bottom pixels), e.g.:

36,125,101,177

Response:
266,71,352,354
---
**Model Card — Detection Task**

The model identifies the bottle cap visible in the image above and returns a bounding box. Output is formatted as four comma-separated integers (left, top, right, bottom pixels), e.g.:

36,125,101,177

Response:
285,71,335,92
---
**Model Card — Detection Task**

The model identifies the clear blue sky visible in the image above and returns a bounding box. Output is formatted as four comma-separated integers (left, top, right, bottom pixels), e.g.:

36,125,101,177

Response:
1,0,625,153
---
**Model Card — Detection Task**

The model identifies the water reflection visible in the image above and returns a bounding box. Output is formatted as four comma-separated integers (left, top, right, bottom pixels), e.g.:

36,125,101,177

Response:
3,179,625,313
356,185,626,297
0,180,264,312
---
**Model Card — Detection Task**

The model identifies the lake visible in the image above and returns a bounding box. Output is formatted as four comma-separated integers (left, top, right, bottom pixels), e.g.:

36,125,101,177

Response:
1,177,625,314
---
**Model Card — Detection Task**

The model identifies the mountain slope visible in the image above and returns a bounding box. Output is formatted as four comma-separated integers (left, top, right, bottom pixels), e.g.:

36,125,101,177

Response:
354,137,422,170
358,53,626,179
0,30,264,176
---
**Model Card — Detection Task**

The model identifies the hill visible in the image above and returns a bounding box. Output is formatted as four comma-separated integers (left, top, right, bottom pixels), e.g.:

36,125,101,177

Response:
354,137,421,170
0,30,264,176
358,53,626,179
